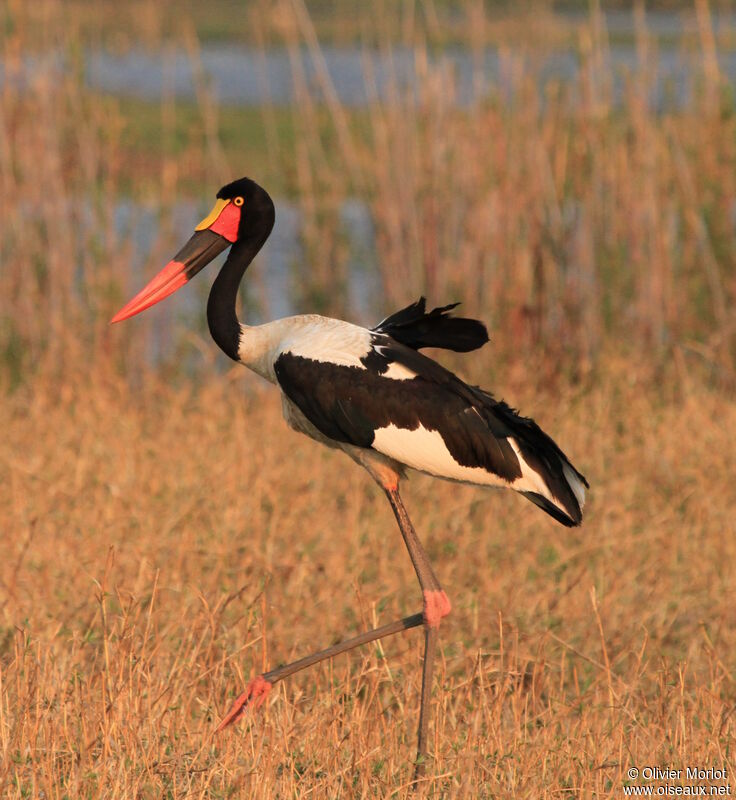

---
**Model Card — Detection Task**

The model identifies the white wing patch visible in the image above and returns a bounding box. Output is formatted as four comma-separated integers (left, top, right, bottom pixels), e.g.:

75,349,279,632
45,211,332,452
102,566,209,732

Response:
563,462,586,509
508,437,584,517
372,423,510,487
382,361,416,381
372,426,577,518
507,437,555,500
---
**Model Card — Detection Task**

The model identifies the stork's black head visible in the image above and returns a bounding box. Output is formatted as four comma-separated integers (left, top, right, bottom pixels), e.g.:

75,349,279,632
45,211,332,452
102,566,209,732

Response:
215,177,276,243
111,177,274,323
216,176,269,202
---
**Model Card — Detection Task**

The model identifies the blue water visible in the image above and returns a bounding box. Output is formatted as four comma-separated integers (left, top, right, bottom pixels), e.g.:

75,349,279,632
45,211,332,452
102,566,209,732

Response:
84,40,734,111
113,196,381,362
129,197,380,367
7,9,736,365
4,10,736,111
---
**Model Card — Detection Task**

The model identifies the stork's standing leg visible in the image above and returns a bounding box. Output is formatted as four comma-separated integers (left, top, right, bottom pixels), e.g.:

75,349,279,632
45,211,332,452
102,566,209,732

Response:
216,475,450,785
384,484,451,781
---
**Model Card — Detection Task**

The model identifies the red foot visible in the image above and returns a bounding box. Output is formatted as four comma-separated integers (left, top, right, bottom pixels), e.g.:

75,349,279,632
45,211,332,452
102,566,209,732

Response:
215,675,272,732
423,590,451,628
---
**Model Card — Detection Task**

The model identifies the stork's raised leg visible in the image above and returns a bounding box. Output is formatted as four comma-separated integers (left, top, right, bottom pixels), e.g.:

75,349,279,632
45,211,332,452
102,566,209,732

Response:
215,611,423,731
216,481,450,785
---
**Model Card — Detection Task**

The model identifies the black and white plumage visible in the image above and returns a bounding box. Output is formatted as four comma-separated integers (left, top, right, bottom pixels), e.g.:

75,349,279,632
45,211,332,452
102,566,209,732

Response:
239,305,586,528
112,177,588,780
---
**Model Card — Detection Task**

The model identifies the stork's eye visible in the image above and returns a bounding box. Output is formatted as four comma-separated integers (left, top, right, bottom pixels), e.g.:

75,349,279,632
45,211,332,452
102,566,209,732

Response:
233,196,244,207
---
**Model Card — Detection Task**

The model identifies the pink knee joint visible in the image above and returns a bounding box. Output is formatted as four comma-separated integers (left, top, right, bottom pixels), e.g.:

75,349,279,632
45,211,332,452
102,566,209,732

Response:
423,590,451,628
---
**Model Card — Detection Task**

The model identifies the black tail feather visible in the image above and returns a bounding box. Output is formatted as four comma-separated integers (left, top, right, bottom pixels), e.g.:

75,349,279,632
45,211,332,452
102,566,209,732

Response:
519,491,580,527
485,397,588,526
373,297,489,353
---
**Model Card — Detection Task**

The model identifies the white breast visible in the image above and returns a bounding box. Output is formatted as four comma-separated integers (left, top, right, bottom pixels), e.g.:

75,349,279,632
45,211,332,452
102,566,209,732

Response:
281,317,373,368
237,315,374,383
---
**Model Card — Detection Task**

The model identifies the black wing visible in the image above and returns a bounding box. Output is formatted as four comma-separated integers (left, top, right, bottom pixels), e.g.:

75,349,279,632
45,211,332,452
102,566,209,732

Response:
364,335,588,523
274,331,588,526
373,297,489,353
274,338,522,482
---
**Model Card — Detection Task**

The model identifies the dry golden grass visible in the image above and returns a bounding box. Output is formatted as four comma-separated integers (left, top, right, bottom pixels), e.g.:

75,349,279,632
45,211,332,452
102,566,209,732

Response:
1,357,735,797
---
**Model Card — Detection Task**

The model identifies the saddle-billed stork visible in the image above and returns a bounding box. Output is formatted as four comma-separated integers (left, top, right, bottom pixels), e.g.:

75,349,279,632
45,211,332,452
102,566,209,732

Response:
112,177,587,780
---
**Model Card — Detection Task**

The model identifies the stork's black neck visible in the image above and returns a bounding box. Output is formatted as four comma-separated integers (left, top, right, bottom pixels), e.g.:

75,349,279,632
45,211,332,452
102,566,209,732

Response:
206,208,274,361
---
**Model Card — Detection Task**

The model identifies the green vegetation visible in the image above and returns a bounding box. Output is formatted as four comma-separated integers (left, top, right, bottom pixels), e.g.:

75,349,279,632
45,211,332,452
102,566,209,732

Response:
11,0,731,51
112,95,373,197
0,1,735,796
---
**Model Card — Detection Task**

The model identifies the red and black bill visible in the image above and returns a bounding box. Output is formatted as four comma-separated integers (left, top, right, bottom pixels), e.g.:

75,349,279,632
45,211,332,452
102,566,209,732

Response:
111,197,242,324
